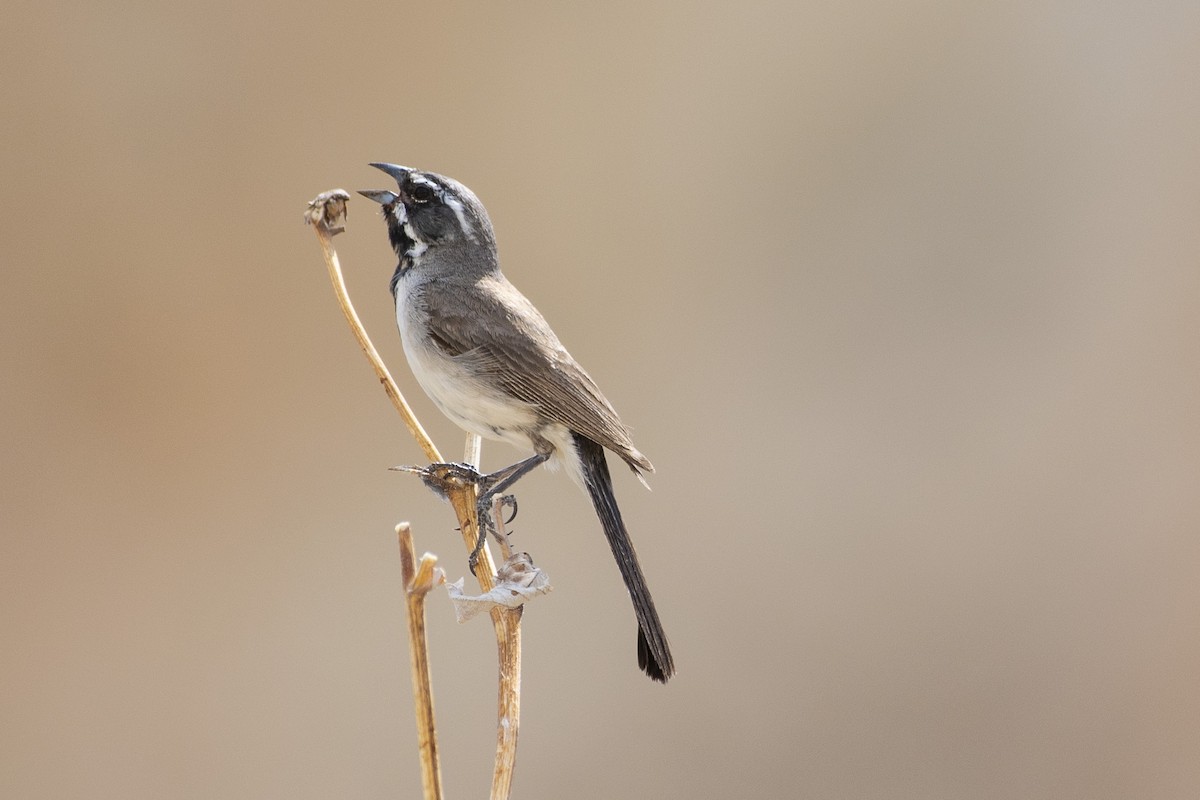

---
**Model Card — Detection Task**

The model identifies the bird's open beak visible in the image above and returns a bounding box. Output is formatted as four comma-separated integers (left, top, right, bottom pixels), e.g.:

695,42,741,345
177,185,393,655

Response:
357,189,398,205
359,162,412,204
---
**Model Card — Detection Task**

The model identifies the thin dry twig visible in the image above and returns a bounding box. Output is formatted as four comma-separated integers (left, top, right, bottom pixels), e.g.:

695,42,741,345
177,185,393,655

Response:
458,435,521,795
398,523,444,800
306,190,524,800
305,190,442,464
491,606,522,798
437,464,522,798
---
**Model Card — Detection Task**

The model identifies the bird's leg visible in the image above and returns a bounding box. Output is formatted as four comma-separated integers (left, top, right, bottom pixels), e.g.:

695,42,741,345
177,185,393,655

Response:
404,455,545,499
399,455,548,573
478,452,549,502
468,452,548,571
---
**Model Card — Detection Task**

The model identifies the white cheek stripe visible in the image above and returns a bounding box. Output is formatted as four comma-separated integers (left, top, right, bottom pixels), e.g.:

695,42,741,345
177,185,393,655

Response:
404,220,428,259
443,194,477,242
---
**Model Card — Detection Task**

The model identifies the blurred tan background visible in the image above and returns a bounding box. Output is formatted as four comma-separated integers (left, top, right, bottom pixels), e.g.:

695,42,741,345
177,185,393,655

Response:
3,1,1200,798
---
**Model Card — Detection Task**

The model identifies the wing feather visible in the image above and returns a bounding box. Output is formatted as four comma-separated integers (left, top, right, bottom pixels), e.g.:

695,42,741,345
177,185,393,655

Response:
420,274,653,472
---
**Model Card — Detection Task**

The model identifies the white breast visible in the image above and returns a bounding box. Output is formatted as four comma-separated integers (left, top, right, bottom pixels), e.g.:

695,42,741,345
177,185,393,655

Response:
394,273,541,451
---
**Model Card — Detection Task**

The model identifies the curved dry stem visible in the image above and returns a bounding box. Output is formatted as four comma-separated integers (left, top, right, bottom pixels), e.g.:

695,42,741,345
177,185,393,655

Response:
308,191,521,800
306,191,442,463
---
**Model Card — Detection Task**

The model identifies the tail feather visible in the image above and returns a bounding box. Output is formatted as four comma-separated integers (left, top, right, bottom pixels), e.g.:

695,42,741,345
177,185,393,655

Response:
573,432,675,682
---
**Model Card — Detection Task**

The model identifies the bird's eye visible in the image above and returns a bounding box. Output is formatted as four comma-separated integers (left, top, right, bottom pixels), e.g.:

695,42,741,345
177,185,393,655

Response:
409,182,436,203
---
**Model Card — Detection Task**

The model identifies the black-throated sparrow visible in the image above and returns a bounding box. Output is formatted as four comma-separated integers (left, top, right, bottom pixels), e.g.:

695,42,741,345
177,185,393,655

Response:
359,163,674,682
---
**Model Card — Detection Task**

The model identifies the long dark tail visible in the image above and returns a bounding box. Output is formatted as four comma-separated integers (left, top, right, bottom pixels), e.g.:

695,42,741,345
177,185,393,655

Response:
572,432,675,682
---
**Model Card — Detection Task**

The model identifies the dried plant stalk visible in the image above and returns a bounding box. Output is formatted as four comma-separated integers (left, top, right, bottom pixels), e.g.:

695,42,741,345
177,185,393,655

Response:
305,190,441,463
307,191,522,800
398,523,444,800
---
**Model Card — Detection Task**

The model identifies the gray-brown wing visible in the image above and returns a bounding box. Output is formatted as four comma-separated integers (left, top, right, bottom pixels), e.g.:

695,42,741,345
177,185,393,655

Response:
421,276,653,472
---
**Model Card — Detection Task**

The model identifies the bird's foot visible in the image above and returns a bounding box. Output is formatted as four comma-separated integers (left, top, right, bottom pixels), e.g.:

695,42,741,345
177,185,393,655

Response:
392,461,486,499
468,493,519,574
393,460,531,575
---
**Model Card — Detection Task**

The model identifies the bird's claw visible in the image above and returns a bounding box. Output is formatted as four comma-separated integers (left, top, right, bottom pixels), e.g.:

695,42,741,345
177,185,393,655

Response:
499,494,518,524
391,462,520,574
